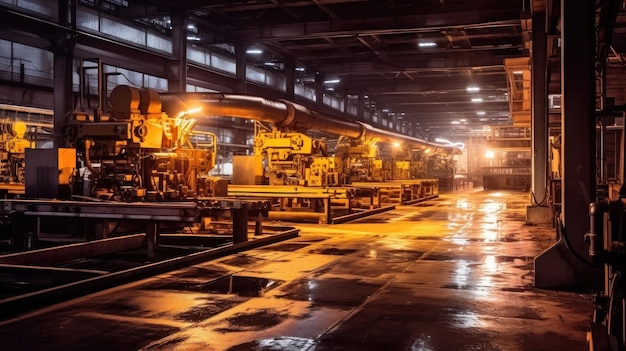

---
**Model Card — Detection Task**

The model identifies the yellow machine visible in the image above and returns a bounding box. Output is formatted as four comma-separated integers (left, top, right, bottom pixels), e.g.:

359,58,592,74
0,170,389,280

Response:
335,136,390,182
64,86,218,201
0,120,33,184
252,122,340,186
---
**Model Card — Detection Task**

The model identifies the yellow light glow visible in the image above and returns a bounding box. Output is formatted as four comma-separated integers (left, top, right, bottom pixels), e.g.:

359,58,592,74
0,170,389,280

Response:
485,150,495,159
176,107,203,119
393,142,400,148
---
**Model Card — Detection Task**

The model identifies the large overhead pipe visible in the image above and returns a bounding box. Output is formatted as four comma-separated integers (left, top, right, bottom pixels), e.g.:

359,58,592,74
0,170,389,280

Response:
156,90,462,156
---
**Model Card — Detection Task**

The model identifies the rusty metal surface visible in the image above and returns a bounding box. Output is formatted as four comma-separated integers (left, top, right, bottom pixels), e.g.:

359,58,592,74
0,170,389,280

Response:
0,189,593,350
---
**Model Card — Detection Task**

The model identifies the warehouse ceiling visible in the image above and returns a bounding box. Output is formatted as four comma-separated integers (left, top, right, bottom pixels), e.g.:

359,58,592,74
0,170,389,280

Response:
116,0,528,139
4,1,626,141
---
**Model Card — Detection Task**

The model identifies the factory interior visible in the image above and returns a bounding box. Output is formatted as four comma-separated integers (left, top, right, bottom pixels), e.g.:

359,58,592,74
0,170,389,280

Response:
0,0,625,350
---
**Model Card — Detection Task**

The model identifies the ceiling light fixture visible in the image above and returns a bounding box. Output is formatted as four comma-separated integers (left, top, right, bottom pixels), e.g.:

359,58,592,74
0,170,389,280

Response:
471,98,483,102
476,111,486,115
418,42,437,47
466,86,480,92
246,49,263,54
324,79,340,84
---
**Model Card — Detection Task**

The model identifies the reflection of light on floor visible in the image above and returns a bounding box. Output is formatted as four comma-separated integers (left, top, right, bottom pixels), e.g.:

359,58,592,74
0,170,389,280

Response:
453,311,480,328
448,211,471,222
454,259,470,288
411,334,434,351
456,198,470,209
447,222,461,231
378,237,412,250
367,249,378,258
480,201,503,241
450,237,468,245
473,256,498,299
474,276,492,298
258,336,315,349
307,280,318,301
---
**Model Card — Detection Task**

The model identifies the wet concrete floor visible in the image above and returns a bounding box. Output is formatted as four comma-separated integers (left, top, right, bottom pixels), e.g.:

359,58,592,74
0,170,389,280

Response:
0,189,594,350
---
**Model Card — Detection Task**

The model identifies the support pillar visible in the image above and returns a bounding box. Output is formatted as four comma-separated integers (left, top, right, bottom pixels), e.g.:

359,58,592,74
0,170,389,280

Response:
535,0,602,290
235,42,247,93
357,93,365,121
232,204,249,244
168,13,187,92
146,222,159,258
53,0,75,148
315,71,324,107
10,211,28,251
527,11,551,224
284,57,295,100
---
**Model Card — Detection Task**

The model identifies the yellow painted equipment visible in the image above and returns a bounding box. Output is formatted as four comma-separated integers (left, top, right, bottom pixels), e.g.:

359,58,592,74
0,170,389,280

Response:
63,85,218,201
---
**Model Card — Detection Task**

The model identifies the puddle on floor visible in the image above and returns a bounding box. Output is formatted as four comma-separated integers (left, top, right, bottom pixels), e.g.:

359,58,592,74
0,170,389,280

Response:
202,275,284,297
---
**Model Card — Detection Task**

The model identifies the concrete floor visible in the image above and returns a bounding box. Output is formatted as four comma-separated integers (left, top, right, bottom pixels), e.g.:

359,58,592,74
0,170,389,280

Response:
0,189,594,350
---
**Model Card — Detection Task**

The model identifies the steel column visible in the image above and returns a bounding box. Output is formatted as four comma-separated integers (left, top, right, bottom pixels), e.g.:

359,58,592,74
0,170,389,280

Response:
535,0,602,289
531,11,548,207
168,13,187,92
52,0,75,148
284,57,295,100
315,71,324,107
235,42,247,93
232,204,249,243
358,93,365,121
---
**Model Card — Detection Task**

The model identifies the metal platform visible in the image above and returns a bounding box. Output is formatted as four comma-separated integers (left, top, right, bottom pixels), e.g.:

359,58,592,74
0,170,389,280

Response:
228,184,392,224
0,198,272,255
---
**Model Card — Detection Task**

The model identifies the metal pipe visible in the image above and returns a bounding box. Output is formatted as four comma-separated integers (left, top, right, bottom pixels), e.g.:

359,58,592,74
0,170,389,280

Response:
158,91,462,156
83,139,101,175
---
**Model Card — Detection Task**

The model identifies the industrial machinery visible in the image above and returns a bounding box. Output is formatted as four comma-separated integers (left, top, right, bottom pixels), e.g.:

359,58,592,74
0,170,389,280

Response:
426,154,456,191
158,91,461,185
63,85,218,202
252,121,340,187
480,125,531,190
0,120,32,185
157,90,460,221
335,136,389,183
586,198,626,350
0,104,54,196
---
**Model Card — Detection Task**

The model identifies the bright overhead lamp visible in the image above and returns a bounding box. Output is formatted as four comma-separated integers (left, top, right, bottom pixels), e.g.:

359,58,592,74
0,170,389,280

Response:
450,121,461,125
296,67,305,71
471,98,483,103
466,86,480,92
476,111,486,115
324,79,340,84
418,42,437,47
246,49,263,54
